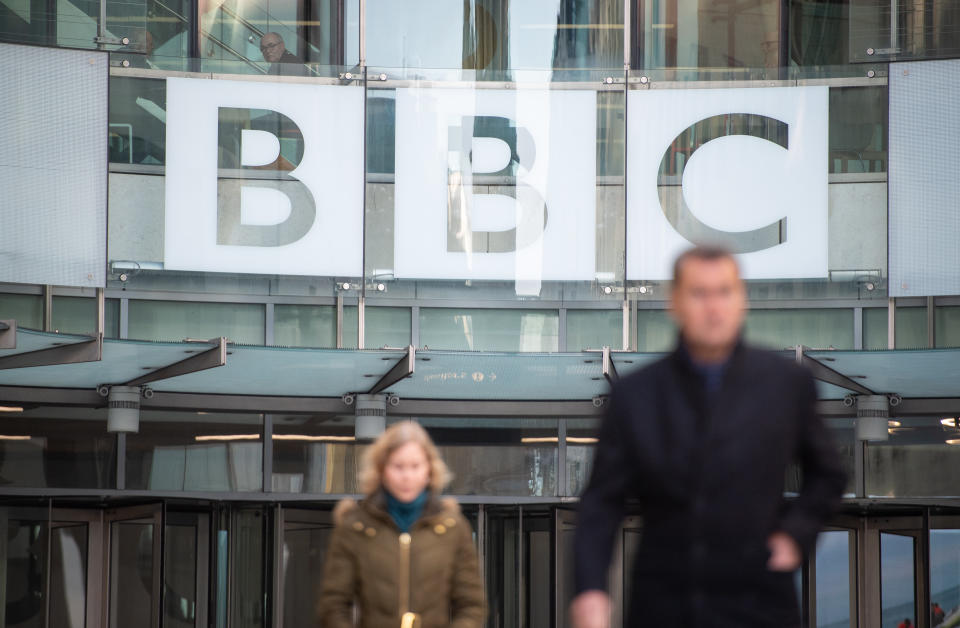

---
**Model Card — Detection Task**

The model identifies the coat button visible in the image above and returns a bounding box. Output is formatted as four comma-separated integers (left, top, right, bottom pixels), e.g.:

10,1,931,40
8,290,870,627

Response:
434,524,447,535
352,521,364,532
444,518,456,527
365,527,377,537
399,533,412,545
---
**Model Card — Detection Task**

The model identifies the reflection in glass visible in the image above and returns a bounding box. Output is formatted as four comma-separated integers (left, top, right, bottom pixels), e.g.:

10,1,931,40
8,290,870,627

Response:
164,519,203,628
419,308,559,352
0,409,115,489
863,307,927,350
230,509,265,628
930,528,960,628
126,412,263,492
1,510,48,628
566,309,622,351
815,530,853,628
281,512,333,627
881,532,916,628
271,415,361,493
0,294,43,330
51,297,121,338
128,300,266,344
745,308,854,350
110,521,156,628
425,418,559,496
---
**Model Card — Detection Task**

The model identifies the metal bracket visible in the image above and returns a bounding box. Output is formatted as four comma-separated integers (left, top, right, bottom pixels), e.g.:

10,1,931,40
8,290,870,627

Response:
0,332,102,371
94,35,130,46
0,320,15,349
795,345,874,396
368,345,415,395
601,346,619,384
123,337,228,387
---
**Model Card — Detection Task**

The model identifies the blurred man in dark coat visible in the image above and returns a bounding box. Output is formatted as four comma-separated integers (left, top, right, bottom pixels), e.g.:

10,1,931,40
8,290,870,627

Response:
571,245,846,628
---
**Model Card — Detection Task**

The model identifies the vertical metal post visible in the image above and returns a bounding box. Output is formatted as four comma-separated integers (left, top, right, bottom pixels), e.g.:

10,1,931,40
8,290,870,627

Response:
854,307,863,350
890,0,899,50
518,505,524,628
336,294,344,349
358,295,365,349
630,298,638,351
477,505,486,585
622,0,631,69
116,432,126,490
558,419,568,497
119,298,129,339
265,303,275,346
411,305,420,348
927,296,935,348
855,440,866,498
262,414,273,493
887,298,896,350
96,288,105,338
558,309,567,352
621,300,629,351
42,285,53,332
358,0,366,67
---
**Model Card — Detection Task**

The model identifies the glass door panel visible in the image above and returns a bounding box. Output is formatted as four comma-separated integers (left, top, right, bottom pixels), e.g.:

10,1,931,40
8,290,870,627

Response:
929,516,960,628
0,507,49,628
814,527,857,628
105,506,162,628
275,508,332,628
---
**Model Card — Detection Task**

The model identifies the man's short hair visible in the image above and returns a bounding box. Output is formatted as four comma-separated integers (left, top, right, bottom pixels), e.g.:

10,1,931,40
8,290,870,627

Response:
672,245,740,286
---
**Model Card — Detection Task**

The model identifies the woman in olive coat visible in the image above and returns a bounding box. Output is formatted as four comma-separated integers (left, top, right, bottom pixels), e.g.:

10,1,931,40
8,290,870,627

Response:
316,421,486,628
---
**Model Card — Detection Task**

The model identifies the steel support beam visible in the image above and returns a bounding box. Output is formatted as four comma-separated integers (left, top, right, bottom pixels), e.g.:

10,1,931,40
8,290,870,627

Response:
0,335,102,371
795,346,874,396
122,337,228,387
602,346,619,384
367,345,415,394
0,320,15,349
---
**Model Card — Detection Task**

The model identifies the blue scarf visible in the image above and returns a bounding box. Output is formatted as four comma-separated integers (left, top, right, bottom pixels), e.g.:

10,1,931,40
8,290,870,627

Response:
384,489,429,533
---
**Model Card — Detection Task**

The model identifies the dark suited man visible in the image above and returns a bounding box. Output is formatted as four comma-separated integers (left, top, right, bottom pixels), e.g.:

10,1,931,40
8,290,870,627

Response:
571,246,846,628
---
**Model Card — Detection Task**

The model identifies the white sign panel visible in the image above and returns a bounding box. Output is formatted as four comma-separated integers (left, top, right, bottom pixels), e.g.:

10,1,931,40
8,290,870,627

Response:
165,78,364,276
626,86,829,280
393,88,597,290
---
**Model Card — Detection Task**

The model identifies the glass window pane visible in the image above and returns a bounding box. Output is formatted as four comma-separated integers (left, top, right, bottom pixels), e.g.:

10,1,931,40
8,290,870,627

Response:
51,296,121,338
1,508,50,628
366,0,622,71
863,307,927,350
566,309,622,351
881,532,916,627
866,417,960,497
343,306,412,349
816,530,854,628
935,306,960,348
273,305,337,348
0,407,116,489
272,415,360,493
128,300,265,344
423,418,559,496
110,521,156,628
419,308,559,352
126,411,263,492
929,528,960,628
0,293,42,329
636,309,674,352
745,309,854,350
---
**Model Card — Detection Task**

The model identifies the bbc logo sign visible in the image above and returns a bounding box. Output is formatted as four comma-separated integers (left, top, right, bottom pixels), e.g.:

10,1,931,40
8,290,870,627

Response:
164,78,828,283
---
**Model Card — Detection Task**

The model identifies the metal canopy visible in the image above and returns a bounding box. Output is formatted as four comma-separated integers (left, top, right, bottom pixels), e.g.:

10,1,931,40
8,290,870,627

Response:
0,328,958,409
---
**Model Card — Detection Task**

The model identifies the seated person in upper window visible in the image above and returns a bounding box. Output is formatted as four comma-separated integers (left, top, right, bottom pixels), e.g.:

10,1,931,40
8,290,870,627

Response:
259,32,308,76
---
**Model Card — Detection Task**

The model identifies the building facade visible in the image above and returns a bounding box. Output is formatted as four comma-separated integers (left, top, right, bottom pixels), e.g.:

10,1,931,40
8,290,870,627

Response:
2,0,960,626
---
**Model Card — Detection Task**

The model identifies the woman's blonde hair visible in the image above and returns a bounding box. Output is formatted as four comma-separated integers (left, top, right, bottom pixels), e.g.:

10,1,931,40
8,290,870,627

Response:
359,421,451,496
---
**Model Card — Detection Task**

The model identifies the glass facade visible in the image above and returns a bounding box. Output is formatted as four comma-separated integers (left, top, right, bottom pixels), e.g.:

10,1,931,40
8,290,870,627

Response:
5,1,960,627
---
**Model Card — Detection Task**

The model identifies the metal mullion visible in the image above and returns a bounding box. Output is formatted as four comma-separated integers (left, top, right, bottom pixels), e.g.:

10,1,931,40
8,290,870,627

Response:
263,414,273,493
557,420,568,497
